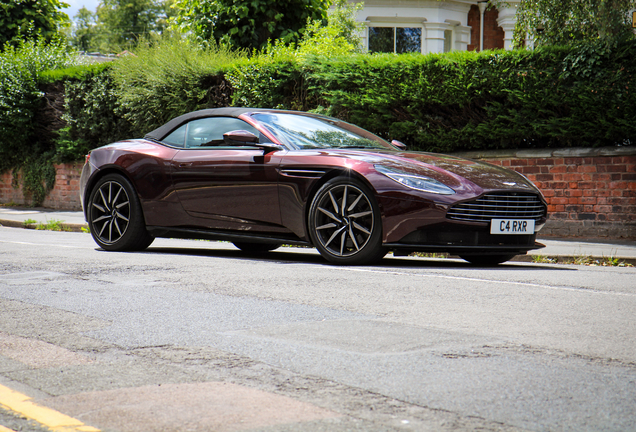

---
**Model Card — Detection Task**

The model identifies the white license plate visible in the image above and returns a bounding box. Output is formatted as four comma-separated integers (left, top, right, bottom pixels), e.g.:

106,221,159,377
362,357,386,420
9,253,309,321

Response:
490,219,535,235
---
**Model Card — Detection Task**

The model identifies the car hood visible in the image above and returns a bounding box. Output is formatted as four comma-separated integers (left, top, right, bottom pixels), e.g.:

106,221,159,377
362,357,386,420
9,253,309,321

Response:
322,149,539,193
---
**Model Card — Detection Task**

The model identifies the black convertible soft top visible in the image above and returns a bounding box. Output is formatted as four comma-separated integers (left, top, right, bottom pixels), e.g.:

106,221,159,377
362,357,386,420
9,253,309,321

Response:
143,107,278,141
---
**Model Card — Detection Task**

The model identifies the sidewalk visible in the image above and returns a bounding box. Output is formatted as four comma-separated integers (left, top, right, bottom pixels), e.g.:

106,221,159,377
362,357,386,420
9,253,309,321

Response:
1,206,635,264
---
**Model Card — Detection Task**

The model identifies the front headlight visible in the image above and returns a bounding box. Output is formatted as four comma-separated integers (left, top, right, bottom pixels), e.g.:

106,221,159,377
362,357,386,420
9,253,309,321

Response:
375,165,455,195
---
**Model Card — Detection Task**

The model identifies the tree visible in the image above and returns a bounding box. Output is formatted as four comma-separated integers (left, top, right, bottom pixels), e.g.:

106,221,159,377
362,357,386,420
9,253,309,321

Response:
0,0,70,47
71,7,99,51
491,0,636,47
94,0,167,52
170,0,330,50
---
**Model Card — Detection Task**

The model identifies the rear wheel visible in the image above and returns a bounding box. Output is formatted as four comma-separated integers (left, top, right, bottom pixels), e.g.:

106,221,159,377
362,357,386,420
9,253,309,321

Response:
459,254,517,266
233,242,281,253
308,177,386,265
88,173,153,251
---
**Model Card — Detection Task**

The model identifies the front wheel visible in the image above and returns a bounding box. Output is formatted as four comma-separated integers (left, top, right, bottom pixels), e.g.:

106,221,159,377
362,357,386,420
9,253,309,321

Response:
88,173,154,251
308,177,386,265
459,254,517,266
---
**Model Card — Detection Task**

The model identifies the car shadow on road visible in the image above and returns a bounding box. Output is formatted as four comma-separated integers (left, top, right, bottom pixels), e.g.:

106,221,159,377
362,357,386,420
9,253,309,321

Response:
125,246,576,271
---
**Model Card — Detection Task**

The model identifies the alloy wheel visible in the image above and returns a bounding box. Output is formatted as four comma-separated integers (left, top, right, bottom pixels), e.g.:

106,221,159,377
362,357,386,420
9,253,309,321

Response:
312,184,375,258
90,180,131,245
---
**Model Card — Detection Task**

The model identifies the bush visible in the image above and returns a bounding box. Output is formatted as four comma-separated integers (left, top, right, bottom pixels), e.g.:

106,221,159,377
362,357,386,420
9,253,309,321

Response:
0,35,79,172
229,40,636,151
108,35,245,136
54,65,133,162
0,35,80,205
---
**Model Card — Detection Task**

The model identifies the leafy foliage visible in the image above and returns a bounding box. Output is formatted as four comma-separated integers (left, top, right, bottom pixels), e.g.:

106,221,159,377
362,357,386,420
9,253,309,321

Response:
0,35,79,205
0,35,78,172
94,0,169,52
109,35,243,134
491,0,636,47
227,0,364,110
231,40,636,151
70,6,99,52
169,0,329,50
57,66,132,161
0,0,70,46
68,0,174,53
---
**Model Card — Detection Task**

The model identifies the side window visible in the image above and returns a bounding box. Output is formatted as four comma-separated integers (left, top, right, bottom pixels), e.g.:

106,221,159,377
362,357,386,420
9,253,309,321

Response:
163,124,187,148
184,117,260,148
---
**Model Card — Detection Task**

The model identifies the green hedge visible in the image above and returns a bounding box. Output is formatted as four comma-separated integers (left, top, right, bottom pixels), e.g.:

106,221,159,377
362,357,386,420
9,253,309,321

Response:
229,40,636,151
2,37,635,187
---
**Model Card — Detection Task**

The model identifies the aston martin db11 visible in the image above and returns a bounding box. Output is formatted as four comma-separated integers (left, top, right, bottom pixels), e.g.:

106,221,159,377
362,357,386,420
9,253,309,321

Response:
80,108,547,265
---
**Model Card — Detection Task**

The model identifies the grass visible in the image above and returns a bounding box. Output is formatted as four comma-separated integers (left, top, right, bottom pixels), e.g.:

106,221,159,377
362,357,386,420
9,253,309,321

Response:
34,219,71,232
532,254,633,267
22,218,37,226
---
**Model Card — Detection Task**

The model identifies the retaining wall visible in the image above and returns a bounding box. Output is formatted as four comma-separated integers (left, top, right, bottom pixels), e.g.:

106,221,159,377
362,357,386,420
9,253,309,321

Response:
454,146,636,240
0,162,83,211
1,147,634,239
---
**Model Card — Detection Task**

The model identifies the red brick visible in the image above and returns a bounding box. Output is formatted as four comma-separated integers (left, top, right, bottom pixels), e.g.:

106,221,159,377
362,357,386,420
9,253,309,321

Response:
535,174,553,182
521,166,541,174
542,189,556,198
592,157,613,165
609,181,628,189
564,173,583,182
549,165,567,173
577,165,597,173
551,211,568,219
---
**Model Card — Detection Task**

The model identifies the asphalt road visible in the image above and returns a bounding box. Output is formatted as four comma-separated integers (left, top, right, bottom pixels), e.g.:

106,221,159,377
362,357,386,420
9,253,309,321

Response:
1,227,635,432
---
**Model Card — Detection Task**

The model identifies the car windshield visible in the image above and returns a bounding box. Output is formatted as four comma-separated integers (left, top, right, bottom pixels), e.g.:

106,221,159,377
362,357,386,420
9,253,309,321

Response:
250,113,393,150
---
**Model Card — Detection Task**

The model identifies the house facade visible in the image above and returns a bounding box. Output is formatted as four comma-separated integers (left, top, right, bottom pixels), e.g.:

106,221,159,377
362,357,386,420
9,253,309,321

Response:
352,0,519,54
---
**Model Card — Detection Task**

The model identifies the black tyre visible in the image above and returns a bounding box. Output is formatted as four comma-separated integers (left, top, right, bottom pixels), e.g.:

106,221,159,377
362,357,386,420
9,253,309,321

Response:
459,254,517,266
233,242,281,253
88,173,154,251
308,177,386,265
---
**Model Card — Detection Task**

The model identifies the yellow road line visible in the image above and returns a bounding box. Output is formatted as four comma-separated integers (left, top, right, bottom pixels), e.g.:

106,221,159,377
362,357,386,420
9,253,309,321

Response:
0,425,17,432
0,384,100,432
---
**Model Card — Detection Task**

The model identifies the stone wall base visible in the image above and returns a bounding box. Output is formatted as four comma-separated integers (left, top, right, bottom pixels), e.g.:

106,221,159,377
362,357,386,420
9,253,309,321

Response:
540,220,636,240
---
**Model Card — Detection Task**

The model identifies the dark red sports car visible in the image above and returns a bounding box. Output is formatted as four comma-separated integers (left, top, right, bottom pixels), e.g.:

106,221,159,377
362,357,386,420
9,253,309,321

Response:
79,108,547,265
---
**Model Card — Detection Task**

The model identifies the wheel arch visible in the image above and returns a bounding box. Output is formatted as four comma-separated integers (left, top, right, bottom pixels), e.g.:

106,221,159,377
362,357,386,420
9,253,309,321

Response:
83,166,140,221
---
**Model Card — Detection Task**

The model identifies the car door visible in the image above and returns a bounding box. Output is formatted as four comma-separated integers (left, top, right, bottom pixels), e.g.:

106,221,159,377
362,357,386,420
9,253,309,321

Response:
168,116,283,230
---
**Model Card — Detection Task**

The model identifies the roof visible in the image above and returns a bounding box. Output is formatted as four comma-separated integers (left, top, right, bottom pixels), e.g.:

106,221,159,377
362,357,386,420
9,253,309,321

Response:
144,107,275,141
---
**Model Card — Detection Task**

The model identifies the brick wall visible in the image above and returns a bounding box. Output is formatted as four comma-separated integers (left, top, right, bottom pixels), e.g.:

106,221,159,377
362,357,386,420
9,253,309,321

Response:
0,162,83,211
467,5,505,52
454,147,636,240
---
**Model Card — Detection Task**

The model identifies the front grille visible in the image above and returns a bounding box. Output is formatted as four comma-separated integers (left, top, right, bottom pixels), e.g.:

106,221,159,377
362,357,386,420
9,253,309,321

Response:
447,192,546,222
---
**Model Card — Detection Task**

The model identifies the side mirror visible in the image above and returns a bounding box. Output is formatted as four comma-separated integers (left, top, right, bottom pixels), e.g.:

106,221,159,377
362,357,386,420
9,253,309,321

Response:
391,140,407,150
223,129,284,153
223,130,259,145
